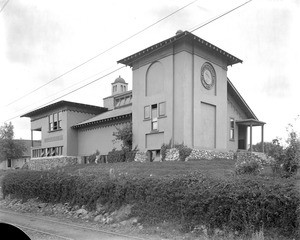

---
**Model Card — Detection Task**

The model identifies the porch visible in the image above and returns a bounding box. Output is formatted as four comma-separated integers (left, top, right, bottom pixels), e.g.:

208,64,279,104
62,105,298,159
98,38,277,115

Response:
236,119,266,152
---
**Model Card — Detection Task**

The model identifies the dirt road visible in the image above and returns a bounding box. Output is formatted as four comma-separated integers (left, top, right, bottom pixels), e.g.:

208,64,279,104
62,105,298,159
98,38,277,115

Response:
0,209,146,240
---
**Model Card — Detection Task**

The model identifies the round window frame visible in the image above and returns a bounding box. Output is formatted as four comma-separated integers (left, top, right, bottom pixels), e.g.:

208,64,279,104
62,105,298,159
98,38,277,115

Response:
201,62,216,90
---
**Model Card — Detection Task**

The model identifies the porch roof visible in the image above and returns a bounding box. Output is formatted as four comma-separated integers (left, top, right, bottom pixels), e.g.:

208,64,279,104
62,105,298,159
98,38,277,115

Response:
236,119,266,126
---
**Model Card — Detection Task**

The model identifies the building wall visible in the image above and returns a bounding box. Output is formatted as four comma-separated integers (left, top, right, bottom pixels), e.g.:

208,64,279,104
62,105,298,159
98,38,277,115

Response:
66,111,95,156
77,121,128,156
0,157,30,170
30,109,95,156
132,39,230,151
227,94,248,150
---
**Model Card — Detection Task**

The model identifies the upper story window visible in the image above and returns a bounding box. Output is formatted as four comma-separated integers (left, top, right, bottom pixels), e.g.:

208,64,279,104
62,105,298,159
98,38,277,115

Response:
151,104,158,131
49,112,62,131
159,102,166,117
114,95,132,108
229,118,235,140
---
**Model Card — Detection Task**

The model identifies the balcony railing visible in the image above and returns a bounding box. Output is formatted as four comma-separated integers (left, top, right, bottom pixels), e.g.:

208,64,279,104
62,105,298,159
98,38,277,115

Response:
32,146,63,158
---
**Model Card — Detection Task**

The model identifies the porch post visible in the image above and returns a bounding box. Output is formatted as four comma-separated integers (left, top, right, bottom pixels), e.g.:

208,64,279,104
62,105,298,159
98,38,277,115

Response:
261,124,264,153
31,130,33,147
250,123,253,152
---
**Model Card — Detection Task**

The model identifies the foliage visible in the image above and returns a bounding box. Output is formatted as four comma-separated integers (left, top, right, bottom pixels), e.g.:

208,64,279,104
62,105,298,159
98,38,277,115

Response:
0,122,26,162
252,139,284,159
107,148,125,163
0,122,14,140
161,141,192,161
107,148,137,163
270,124,300,177
113,123,132,150
87,150,100,164
235,157,262,175
2,171,300,238
2,169,299,238
161,140,172,161
174,143,192,161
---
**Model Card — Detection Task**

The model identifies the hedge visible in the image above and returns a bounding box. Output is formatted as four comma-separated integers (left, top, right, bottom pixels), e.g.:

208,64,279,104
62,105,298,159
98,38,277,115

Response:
2,170,299,237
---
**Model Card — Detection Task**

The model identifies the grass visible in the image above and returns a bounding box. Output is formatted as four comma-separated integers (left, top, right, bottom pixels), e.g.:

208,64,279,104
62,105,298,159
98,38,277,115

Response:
54,158,236,179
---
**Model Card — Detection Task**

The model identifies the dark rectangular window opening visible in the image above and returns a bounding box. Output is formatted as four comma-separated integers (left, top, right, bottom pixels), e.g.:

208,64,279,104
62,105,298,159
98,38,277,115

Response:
230,118,235,140
151,104,158,131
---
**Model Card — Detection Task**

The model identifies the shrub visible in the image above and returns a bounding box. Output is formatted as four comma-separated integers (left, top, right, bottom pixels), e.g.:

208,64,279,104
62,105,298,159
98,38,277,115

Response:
87,150,100,164
107,148,137,163
2,170,299,238
161,140,172,161
235,158,262,175
107,149,125,163
174,143,192,161
161,142,192,161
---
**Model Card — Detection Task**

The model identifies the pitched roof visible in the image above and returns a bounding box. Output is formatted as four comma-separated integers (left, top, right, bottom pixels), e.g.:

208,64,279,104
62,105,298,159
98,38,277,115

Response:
72,105,132,129
118,31,242,67
227,78,257,120
21,100,107,118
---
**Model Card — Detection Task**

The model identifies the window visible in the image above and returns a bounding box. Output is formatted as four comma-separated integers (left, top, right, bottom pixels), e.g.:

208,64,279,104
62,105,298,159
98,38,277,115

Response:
230,118,235,140
159,102,166,117
7,159,11,168
49,112,62,131
151,104,158,131
144,105,150,119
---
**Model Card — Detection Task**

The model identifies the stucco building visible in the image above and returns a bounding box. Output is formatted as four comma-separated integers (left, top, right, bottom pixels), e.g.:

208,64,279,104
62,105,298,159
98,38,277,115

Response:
22,31,265,161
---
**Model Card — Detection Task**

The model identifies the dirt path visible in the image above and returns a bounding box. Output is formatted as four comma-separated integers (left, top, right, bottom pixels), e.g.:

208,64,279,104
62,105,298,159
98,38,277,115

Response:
0,208,147,240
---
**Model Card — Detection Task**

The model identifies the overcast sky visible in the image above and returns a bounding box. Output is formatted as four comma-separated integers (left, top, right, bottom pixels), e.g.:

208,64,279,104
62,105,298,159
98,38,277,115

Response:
0,0,299,144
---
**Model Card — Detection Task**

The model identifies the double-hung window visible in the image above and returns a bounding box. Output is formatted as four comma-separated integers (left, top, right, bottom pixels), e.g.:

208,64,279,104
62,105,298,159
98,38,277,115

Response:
49,112,62,131
151,104,158,131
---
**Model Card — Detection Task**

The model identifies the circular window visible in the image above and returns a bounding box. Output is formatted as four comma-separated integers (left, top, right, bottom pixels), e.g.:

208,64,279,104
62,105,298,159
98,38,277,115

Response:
201,62,216,90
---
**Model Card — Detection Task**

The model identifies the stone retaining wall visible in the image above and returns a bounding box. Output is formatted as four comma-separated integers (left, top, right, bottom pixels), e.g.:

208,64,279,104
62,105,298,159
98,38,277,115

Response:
165,148,180,161
134,151,148,162
186,149,234,161
28,156,79,170
235,151,271,165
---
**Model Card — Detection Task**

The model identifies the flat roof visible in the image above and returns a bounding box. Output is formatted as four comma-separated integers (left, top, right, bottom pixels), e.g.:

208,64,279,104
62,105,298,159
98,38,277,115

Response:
21,100,107,118
118,31,242,67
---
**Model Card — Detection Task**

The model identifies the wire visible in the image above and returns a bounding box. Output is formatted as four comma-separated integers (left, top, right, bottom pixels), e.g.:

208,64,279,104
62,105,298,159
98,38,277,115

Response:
2,65,126,123
4,0,198,107
2,64,118,120
0,0,9,13
3,0,252,123
189,0,252,33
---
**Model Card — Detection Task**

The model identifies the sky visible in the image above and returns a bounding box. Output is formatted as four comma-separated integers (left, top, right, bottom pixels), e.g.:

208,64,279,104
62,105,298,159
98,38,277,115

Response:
0,0,299,145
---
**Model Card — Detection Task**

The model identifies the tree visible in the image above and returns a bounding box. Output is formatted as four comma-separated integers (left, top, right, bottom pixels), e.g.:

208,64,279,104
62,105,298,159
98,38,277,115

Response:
0,122,26,162
113,122,132,150
270,123,300,177
252,139,283,159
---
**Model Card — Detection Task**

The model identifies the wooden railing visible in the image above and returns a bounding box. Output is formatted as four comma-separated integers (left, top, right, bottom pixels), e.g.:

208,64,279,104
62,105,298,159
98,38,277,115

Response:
31,146,63,158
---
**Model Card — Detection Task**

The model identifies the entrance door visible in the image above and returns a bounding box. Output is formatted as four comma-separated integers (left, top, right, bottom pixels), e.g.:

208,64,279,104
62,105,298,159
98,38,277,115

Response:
238,125,247,150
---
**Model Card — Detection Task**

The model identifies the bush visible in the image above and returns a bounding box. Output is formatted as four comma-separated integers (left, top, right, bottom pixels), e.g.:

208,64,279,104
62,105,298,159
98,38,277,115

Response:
174,143,192,161
235,158,262,175
87,150,100,164
161,142,192,161
107,149,125,163
2,170,299,238
107,148,137,163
